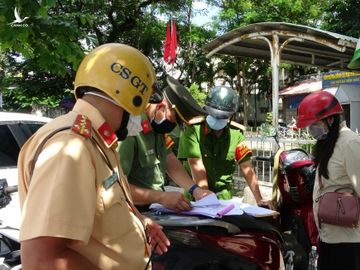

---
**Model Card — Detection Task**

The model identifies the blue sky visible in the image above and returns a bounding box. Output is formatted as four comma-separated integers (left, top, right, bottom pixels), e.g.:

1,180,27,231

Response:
192,1,219,26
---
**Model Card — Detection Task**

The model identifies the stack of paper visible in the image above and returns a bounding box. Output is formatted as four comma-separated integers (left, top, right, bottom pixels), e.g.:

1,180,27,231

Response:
150,193,279,219
150,193,241,218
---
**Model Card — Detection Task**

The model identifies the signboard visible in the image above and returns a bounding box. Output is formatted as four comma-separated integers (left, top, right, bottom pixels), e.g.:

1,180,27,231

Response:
322,71,360,89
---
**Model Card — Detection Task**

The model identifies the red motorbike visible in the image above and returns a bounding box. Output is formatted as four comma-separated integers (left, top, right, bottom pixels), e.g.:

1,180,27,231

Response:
148,128,317,270
147,211,287,270
272,147,318,256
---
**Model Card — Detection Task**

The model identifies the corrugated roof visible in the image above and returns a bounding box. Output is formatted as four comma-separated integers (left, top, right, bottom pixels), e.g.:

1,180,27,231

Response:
203,22,358,70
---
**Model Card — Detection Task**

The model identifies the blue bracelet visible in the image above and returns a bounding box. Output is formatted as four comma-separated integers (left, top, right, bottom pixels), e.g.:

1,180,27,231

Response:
188,184,200,196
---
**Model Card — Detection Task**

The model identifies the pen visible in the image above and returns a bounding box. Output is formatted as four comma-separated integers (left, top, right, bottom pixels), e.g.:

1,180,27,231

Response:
216,203,235,218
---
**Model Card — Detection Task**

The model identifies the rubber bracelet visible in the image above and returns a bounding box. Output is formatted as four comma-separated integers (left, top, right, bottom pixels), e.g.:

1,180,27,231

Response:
188,184,200,196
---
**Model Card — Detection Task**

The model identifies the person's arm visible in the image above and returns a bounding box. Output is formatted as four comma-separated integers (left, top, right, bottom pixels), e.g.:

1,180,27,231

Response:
239,160,263,203
187,157,209,189
130,183,191,211
166,152,212,200
343,136,360,196
177,125,209,190
239,160,274,209
21,237,100,270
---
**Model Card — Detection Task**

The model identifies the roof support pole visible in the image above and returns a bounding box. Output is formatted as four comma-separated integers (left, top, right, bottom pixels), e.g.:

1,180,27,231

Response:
271,34,280,128
251,34,280,128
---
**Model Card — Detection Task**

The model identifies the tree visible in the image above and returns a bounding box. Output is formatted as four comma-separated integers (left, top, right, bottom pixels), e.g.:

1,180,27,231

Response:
0,0,193,111
321,0,360,37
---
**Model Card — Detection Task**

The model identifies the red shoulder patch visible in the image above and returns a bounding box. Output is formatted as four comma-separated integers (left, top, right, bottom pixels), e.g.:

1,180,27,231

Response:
141,119,151,134
98,122,117,146
235,143,252,162
71,114,91,138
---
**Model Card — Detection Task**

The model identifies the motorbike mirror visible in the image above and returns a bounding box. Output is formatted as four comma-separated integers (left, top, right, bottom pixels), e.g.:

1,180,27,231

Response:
258,123,277,138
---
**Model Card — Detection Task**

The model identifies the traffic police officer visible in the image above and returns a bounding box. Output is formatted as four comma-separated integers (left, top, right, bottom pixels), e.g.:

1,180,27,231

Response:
18,43,169,270
118,76,212,212
178,86,274,209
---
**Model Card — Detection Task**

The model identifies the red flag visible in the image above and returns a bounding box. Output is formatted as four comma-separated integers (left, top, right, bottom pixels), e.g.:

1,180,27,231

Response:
163,19,177,64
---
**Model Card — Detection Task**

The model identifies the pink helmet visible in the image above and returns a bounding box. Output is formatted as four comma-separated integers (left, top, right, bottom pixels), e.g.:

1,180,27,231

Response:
296,91,343,129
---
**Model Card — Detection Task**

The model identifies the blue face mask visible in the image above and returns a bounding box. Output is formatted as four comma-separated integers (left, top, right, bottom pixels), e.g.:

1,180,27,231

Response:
309,123,328,140
206,115,229,130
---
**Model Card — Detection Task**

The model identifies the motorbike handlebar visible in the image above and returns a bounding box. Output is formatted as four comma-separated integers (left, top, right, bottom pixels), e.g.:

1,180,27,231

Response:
0,179,18,209
254,156,273,162
5,185,18,194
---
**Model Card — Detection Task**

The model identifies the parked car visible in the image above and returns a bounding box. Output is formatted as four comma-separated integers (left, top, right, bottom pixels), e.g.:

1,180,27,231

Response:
0,112,51,269
0,112,51,224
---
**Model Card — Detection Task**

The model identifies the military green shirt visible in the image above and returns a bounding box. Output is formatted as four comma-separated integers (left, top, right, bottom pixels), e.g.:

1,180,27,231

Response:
118,114,172,191
178,123,251,197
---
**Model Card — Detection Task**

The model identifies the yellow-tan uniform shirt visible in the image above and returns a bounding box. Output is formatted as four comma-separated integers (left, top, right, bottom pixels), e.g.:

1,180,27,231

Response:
18,99,149,270
313,124,360,243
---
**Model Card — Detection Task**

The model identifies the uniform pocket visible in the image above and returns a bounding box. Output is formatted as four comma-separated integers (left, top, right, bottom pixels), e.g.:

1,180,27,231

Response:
101,181,126,209
138,148,160,168
100,182,133,243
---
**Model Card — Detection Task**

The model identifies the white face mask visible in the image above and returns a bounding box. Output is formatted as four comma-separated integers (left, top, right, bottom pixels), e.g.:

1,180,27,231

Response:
309,123,328,140
126,115,143,136
206,115,229,130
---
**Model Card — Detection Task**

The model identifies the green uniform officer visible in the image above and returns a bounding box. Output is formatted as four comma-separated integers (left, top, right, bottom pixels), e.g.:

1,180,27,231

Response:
178,86,274,209
118,76,212,212
118,113,173,194
178,122,251,199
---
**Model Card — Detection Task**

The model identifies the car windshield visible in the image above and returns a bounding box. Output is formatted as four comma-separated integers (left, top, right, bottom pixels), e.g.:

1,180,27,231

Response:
0,122,44,168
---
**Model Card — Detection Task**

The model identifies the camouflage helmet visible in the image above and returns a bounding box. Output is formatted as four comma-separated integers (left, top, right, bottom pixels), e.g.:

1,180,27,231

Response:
204,86,238,119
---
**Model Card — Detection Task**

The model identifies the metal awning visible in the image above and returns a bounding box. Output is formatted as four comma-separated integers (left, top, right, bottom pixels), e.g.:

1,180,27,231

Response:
203,22,358,127
203,22,357,69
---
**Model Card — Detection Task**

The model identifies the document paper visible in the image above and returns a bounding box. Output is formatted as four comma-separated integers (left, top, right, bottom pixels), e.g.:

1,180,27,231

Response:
150,193,278,218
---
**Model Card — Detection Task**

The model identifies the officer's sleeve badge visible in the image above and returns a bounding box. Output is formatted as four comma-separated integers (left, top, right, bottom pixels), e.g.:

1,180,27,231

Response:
164,134,174,149
71,114,91,138
235,142,252,163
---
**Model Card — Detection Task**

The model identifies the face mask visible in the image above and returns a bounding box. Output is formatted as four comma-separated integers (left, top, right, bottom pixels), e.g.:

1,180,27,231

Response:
116,111,129,141
206,115,228,130
150,117,176,134
309,123,328,140
126,115,142,136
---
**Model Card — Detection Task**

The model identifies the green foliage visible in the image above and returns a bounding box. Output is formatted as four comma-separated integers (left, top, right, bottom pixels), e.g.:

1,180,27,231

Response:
188,83,207,106
321,0,360,37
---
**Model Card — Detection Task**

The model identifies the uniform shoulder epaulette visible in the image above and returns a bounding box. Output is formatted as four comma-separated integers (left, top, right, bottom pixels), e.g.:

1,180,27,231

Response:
188,116,205,125
71,114,92,138
164,133,175,150
229,120,246,131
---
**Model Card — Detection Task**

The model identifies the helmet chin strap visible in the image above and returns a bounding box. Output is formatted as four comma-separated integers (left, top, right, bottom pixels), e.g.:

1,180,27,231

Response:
116,111,129,141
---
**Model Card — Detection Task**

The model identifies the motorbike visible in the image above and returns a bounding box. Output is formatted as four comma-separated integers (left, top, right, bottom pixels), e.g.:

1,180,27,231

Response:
258,124,318,254
147,125,318,270
0,178,21,270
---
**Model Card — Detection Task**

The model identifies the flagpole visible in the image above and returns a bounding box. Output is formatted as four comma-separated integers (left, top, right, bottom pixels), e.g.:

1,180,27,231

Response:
170,16,174,77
